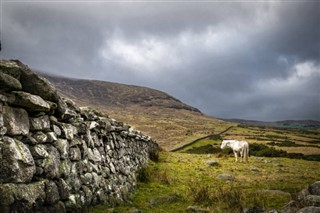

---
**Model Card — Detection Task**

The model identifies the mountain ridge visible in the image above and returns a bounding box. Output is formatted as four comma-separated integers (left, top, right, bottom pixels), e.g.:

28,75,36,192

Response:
42,73,201,113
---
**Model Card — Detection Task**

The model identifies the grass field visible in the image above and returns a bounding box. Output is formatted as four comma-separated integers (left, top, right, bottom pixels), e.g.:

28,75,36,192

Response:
221,126,320,155
90,151,320,213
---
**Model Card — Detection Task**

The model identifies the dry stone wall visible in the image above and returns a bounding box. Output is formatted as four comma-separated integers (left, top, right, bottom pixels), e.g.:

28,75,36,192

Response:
0,60,159,212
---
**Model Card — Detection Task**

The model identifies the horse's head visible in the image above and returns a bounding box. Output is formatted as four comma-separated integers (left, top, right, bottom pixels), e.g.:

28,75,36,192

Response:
220,140,229,149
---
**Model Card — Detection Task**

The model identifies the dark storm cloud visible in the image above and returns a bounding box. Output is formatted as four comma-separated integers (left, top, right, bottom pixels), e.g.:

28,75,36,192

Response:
1,1,319,121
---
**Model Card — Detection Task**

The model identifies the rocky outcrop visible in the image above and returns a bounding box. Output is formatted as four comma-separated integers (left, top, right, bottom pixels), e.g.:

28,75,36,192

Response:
281,181,320,213
0,59,159,212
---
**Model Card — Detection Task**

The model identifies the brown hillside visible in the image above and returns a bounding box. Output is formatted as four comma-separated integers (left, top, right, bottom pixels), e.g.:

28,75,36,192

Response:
43,74,232,150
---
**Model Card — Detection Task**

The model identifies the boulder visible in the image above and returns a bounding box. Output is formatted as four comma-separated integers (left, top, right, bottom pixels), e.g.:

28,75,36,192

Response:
216,173,235,181
0,137,35,183
304,195,320,206
3,105,29,136
309,181,320,196
297,206,320,213
205,160,219,167
0,71,22,91
10,91,50,112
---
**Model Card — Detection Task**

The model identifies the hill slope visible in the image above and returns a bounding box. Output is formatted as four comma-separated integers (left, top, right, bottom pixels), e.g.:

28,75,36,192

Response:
42,74,231,150
44,75,200,112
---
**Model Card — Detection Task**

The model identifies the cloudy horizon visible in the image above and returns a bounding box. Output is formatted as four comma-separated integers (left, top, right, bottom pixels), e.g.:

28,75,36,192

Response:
1,0,319,121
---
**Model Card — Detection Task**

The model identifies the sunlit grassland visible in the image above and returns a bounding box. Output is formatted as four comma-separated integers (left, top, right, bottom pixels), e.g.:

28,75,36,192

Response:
221,126,320,155
90,152,320,213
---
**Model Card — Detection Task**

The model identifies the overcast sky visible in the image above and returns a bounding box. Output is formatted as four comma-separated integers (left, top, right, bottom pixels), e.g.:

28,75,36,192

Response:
1,0,319,121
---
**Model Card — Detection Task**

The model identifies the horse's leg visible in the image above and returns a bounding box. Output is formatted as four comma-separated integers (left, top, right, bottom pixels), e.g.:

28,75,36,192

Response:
240,149,243,162
234,151,238,162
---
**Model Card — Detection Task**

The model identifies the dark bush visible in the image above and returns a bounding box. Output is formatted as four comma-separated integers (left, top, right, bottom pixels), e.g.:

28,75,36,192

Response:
209,134,223,140
249,143,287,157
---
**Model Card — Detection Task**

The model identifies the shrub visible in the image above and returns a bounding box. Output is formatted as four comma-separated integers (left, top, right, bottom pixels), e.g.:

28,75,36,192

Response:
136,166,152,183
188,182,243,212
249,143,287,157
209,134,223,140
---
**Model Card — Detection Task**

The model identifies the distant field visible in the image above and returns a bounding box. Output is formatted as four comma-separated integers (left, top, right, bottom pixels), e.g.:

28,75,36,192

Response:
221,126,320,155
90,152,320,213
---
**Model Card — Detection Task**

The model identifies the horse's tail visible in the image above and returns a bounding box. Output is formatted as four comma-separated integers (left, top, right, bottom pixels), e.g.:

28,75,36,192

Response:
244,142,249,162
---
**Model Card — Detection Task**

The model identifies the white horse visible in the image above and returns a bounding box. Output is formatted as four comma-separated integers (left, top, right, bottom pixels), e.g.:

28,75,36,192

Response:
220,140,249,162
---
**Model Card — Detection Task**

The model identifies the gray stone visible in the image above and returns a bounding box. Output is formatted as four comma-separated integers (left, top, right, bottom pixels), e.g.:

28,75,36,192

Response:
43,145,61,179
250,167,260,172
69,147,81,161
0,137,35,183
109,162,116,174
33,131,48,143
150,194,183,207
46,132,57,143
3,105,29,136
57,122,76,140
69,136,83,147
243,207,265,213
66,174,81,191
52,124,62,136
0,180,46,208
82,185,93,205
0,127,7,136
45,181,60,205
297,206,320,213
93,148,102,162
62,108,78,120
54,139,69,159
15,60,59,102
55,178,70,200
0,60,22,79
81,172,93,185
310,181,320,196
0,71,22,91
30,115,51,131
83,129,94,148
305,195,320,207
281,200,299,213
92,132,102,146
186,206,210,212
47,201,66,213
11,91,51,112
216,173,235,181
59,159,71,178
205,160,219,166
29,144,49,159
